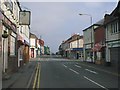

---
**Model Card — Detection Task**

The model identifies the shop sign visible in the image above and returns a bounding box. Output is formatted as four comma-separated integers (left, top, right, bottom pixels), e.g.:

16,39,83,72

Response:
19,11,31,25
85,44,91,49
11,32,16,38
11,24,16,31
3,16,16,31
4,17,11,27
108,41,120,47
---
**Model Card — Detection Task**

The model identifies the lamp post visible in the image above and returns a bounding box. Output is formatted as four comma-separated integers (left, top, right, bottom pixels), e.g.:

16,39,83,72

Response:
79,13,92,27
77,34,79,59
79,13,94,63
2,30,9,73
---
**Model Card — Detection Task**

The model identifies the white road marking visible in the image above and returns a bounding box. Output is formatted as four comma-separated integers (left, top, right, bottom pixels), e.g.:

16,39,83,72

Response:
84,76,108,90
63,64,67,68
69,68,79,74
76,63,79,64
75,65,81,68
85,69,98,74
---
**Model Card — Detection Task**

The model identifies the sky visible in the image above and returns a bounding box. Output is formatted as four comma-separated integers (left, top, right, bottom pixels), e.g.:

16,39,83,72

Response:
20,1,118,53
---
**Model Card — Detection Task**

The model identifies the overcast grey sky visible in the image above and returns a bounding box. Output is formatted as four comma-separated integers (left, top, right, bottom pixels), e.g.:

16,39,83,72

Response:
20,1,118,53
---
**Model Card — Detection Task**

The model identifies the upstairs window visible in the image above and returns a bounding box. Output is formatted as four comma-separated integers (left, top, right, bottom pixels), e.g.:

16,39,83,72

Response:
110,21,119,34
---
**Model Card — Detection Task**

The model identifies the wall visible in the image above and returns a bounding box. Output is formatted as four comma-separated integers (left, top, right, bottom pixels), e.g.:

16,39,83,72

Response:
106,21,119,42
94,26,105,44
30,38,35,47
83,28,92,44
0,11,2,90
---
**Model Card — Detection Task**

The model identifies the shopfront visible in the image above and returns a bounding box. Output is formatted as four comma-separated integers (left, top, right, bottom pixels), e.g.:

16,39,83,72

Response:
2,14,18,73
106,40,120,67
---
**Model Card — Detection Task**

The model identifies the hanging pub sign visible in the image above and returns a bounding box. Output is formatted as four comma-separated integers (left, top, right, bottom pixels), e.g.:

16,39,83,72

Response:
19,10,31,25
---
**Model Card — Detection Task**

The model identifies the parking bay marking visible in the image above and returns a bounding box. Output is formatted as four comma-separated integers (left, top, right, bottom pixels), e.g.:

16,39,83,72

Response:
85,69,98,74
84,76,108,90
63,64,67,68
75,65,81,68
69,68,79,75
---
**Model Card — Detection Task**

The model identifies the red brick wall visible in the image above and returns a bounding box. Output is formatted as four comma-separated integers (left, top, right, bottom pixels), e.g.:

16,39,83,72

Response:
94,26,105,44
39,39,44,46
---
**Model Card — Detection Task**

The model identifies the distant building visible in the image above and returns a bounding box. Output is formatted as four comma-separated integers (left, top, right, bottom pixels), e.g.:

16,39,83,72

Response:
39,39,44,55
37,39,41,55
44,46,50,55
59,34,84,60
29,33,38,58
68,34,84,59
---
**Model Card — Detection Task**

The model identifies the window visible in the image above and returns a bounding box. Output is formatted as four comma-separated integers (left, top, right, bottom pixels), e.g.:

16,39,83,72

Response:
10,35,15,55
20,26,23,33
110,21,119,34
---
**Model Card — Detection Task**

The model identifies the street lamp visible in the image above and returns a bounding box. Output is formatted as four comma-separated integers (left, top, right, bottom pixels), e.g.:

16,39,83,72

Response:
77,34,79,59
79,14,92,25
79,13,94,63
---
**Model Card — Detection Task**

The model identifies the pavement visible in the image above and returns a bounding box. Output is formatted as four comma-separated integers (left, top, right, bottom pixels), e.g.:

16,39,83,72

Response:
2,61,37,89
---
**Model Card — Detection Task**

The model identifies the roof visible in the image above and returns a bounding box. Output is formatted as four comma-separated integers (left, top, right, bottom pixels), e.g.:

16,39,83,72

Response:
83,19,104,32
30,33,38,39
95,19,104,25
104,1,119,25
111,1,120,16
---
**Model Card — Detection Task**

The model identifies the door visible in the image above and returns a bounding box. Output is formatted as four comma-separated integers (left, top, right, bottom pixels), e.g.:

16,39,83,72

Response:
110,47,120,68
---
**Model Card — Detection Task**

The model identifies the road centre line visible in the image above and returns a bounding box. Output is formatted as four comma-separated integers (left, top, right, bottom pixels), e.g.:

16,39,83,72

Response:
37,63,41,88
69,68,79,75
84,76,109,90
75,65,81,68
33,63,39,89
85,69,98,74
27,63,37,88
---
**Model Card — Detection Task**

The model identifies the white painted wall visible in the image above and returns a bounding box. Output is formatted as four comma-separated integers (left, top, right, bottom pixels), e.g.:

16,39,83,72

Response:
30,38,35,47
70,38,83,48
30,38,37,58
22,25,30,44
83,28,92,45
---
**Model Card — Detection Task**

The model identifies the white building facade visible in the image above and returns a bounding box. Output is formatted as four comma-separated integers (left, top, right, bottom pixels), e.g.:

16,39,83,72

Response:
0,0,19,73
29,33,37,58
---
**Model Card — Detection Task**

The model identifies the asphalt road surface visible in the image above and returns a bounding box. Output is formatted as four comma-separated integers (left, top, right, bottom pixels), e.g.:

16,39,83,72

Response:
3,56,119,89
37,58,118,89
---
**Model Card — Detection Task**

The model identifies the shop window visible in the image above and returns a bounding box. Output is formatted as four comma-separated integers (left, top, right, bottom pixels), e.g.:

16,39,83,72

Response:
20,50,22,59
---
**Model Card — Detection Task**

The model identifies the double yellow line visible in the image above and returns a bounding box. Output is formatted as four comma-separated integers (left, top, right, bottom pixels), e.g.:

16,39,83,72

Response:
33,62,41,89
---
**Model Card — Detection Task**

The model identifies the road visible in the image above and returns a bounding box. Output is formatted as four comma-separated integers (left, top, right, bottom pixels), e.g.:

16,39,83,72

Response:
3,56,119,89
39,58,118,89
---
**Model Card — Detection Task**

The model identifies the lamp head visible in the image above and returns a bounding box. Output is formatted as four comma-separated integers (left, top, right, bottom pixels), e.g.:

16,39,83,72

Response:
79,14,83,15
